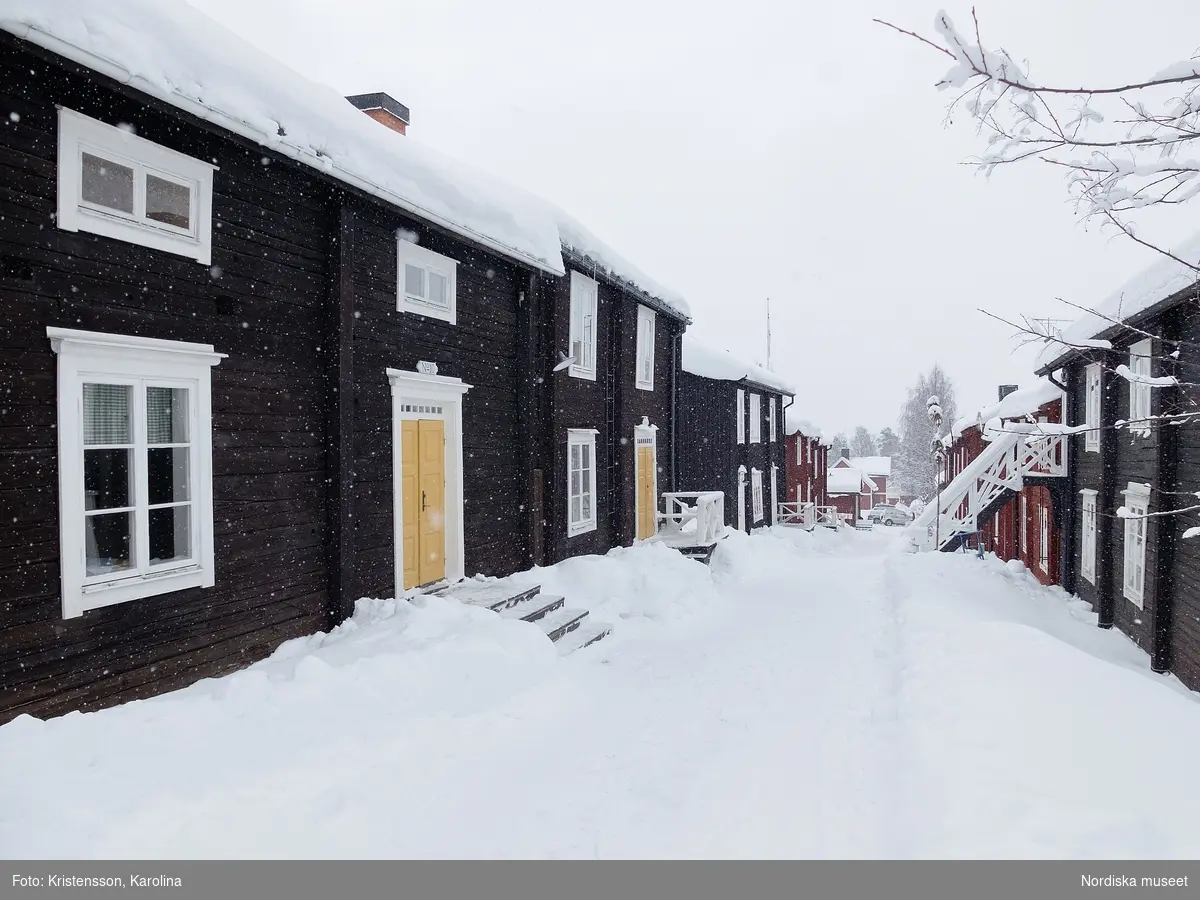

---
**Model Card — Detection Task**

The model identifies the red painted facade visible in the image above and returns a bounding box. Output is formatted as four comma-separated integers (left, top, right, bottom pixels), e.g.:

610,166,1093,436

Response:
785,431,829,507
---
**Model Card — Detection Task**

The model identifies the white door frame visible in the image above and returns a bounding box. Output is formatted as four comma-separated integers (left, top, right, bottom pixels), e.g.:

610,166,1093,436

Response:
770,463,779,526
387,367,472,597
737,465,747,533
634,417,659,540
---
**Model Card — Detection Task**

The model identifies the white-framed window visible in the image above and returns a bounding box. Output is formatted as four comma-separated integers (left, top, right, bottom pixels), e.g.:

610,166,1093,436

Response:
768,397,777,442
1038,503,1050,572
635,305,655,390
397,239,458,324
751,468,764,522
567,428,598,536
1122,482,1150,607
48,327,224,619
736,389,746,444
569,271,598,380
1128,339,1152,429
1084,364,1101,453
56,108,215,265
1080,489,1097,585
1020,492,1028,554
749,394,762,443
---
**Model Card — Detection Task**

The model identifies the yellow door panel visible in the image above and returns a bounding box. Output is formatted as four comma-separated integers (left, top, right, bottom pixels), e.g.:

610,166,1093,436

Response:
401,421,419,590
637,444,656,540
418,419,446,585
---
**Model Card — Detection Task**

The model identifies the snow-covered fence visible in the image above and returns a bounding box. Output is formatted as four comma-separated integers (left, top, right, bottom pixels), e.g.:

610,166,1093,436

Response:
660,492,726,546
776,501,816,529
815,506,841,529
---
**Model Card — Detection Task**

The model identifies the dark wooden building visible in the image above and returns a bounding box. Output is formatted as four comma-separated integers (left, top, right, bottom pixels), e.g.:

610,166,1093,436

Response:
1035,246,1200,690
676,335,793,532
0,3,691,722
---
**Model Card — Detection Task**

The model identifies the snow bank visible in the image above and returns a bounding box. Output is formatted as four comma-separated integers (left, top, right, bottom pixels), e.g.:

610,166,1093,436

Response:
1038,232,1200,371
0,0,687,315
949,379,1063,440
681,334,796,394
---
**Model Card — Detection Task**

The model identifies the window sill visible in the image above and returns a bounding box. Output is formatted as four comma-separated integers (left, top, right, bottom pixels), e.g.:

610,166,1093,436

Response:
400,298,456,325
568,366,597,382
1124,590,1145,610
635,381,653,392
65,206,210,265
567,521,597,538
66,565,211,619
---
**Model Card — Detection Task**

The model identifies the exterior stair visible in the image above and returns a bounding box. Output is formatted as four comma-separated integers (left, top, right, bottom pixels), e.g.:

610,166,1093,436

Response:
431,578,611,653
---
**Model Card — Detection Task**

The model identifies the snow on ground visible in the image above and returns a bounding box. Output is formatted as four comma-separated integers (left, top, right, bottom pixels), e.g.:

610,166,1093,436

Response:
2,527,1199,859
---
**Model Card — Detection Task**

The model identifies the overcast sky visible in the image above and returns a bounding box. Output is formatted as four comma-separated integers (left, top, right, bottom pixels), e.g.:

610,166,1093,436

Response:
193,0,1199,436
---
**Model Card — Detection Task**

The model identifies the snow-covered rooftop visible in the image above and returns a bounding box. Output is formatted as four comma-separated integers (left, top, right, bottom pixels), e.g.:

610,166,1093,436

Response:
784,409,824,441
827,467,875,495
0,0,688,315
847,456,891,477
1037,233,1200,372
949,380,1064,440
681,335,796,394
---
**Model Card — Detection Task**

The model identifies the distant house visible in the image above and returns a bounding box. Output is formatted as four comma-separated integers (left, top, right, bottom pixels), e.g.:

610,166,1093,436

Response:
827,461,877,523
784,414,830,508
676,336,794,532
831,454,891,509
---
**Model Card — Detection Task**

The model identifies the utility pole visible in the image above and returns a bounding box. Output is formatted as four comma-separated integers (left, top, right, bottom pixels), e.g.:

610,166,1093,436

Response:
766,297,772,370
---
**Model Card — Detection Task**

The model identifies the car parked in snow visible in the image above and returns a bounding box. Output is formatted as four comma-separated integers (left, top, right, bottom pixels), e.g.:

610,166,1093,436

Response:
867,505,912,526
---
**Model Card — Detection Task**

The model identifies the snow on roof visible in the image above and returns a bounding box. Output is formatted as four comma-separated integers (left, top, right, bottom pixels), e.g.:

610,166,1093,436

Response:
1038,232,1200,372
847,456,891,477
681,334,796,394
950,380,1064,440
827,467,876,494
0,0,687,315
784,409,824,440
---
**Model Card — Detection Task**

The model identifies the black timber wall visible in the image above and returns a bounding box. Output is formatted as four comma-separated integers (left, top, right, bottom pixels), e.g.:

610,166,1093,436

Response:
676,372,738,525
344,201,532,597
0,40,335,722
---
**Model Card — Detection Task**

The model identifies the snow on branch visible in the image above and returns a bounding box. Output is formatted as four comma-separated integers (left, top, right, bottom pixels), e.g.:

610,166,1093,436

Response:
1114,363,1180,387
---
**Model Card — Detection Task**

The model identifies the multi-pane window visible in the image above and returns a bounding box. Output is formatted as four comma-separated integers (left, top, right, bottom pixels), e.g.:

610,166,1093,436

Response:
736,389,746,444
567,429,598,536
1085,364,1101,452
635,305,655,390
1128,339,1152,431
1020,492,1028,554
768,397,777,442
397,239,458,324
1080,489,1097,585
49,327,222,618
1123,483,1149,607
569,272,599,380
57,108,214,264
749,394,762,443
1038,504,1050,572
751,468,764,522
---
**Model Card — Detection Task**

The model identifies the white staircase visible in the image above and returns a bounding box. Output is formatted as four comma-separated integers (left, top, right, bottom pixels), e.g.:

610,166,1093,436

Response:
911,427,1067,552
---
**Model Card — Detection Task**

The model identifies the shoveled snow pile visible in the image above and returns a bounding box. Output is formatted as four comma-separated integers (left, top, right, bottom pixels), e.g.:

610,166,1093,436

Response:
0,0,687,314
1038,232,1200,371
3,530,1200,858
681,334,795,394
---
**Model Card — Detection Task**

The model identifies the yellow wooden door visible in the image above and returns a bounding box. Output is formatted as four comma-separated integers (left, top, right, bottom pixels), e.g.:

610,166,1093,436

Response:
636,444,656,540
401,421,420,590
418,419,446,585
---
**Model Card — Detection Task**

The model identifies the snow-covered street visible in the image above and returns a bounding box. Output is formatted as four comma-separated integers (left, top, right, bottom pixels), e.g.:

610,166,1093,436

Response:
3,528,1200,859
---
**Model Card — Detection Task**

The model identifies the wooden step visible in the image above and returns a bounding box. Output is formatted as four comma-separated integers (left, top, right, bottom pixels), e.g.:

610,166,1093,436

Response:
534,607,591,642
556,620,612,655
435,580,541,611
496,593,565,624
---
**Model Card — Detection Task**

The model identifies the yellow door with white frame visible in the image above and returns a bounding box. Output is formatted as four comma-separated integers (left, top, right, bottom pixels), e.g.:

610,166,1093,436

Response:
401,419,446,589
636,444,656,540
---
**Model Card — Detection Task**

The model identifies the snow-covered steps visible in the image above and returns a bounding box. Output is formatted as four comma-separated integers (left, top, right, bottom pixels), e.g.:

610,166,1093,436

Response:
434,579,611,654
673,544,718,565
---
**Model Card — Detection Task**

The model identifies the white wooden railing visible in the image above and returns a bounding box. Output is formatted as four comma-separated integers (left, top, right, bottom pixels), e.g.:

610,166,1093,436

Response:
776,500,816,529
815,506,841,529
659,492,727,545
912,429,1068,551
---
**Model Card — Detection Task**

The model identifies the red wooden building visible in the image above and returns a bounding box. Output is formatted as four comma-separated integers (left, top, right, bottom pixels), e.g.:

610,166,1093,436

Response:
784,414,830,508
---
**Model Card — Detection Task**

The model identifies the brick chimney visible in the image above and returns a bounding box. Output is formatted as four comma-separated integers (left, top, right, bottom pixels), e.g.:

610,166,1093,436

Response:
998,384,1018,401
840,448,850,460
345,92,410,135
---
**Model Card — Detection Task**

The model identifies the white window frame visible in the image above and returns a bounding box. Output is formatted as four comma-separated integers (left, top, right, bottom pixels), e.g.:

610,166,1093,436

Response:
1084,364,1101,453
1122,482,1150,608
749,394,762,444
736,389,746,445
796,437,803,466
568,271,599,381
1128,339,1152,430
48,327,224,619
751,467,764,522
567,428,598,537
635,305,655,391
397,239,458,325
1080,489,1097,585
57,108,215,265
1038,503,1050,573
768,397,777,442
1020,492,1028,554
